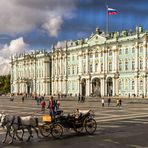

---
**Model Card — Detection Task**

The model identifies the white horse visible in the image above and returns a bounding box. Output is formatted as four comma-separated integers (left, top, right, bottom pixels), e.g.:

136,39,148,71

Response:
0,113,40,144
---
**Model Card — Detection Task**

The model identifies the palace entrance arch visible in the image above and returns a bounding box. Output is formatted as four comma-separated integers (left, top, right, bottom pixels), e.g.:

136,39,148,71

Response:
92,78,101,96
81,79,86,96
107,77,113,96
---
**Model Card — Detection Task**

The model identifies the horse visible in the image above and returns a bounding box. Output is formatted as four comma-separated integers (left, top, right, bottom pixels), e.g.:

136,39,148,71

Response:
0,113,40,144
0,113,22,143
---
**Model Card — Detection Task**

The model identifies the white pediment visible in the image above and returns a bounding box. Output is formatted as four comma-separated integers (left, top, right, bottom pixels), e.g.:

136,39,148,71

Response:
87,34,106,46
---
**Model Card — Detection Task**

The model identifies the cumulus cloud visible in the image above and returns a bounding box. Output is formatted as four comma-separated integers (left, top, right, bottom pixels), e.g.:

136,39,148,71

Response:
0,37,28,75
42,15,63,37
0,0,78,36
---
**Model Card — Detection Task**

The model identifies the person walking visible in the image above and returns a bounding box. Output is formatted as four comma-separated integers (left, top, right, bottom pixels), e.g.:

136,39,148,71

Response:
119,98,122,107
41,99,46,112
48,96,53,118
101,98,105,107
22,95,25,103
78,93,81,102
108,98,111,107
116,98,119,107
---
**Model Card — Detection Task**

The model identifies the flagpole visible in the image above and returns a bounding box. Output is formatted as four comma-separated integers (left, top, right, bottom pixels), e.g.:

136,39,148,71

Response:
106,5,109,36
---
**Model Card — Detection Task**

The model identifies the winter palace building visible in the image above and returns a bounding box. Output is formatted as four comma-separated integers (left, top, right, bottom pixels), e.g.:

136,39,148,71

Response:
11,26,148,97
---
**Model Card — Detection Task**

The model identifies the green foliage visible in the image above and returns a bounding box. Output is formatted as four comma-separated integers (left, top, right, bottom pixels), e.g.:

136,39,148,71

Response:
0,75,10,94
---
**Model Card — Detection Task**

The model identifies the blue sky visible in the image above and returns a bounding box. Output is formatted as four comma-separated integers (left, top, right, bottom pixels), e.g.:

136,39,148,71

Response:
0,0,148,75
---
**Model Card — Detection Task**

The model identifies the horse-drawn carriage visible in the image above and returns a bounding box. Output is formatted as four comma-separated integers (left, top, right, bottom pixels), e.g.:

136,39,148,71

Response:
40,109,97,138
0,109,97,144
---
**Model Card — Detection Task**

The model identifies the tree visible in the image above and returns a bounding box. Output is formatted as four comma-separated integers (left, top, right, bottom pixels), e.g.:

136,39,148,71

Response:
0,75,10,94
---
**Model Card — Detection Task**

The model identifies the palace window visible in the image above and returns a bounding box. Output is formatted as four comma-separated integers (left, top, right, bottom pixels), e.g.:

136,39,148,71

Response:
140,80,143,90
140,60,143,70
89,64,93,73
140,46,143,52
77,66,79,74
95,52,98,58
89,53,93,58
95,63,98,72
72,66,75,74
72,55,75,61
67,56,70,61
132,61,135,70
132,81,134,90
101,63,103,71
125,79,128,91
125,48,128,54
83,64,86,74
119,62,122,71
68,67,70,75
119,81,121,90
101,52,103,57
109,50,112,56
125,61,128,70
83,54,86,59
132,47,135,53
119,49,122,55
109,62,112,71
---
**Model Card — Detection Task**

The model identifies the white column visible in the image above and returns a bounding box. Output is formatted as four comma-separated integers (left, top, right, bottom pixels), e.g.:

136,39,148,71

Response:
86,51,89,74
143,76,147,97
116,78,119,96
60,57,62,75
135,76,138,96
80,81,82,96
86,79,90,96
101,78,105,96
56,57,58,76
92,53,95,73
135,42,139,71
143,41,147,71
112,77,116,96
78,53,82,74
99,52,101,73
56,80,58,94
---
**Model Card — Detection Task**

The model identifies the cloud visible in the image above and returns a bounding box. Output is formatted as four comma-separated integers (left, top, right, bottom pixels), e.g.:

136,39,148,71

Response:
42,14,63,37
0,0,78,36
0,37,28,75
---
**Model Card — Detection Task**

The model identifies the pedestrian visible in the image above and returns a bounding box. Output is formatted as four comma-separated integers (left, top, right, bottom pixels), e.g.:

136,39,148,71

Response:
47,96,53,118
78,93,81,102
101,98,105,107
41,99,46,112
116,98,119,107
108,98,111,107
57,100,60,110
22,95,25,103
119,98,122,107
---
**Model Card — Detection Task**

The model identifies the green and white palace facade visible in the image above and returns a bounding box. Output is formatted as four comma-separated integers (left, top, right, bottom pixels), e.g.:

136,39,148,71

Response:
11,26,148,97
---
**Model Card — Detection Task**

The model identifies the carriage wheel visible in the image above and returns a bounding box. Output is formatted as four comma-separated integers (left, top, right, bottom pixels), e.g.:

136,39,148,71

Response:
39,124,51,137
85,118,97,134
51,123,63,139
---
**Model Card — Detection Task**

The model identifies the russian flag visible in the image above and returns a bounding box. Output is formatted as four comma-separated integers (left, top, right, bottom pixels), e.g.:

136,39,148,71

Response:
108,7,118,15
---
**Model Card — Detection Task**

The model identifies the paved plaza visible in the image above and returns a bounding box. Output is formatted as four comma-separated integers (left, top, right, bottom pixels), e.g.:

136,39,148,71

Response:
0,96,148,147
